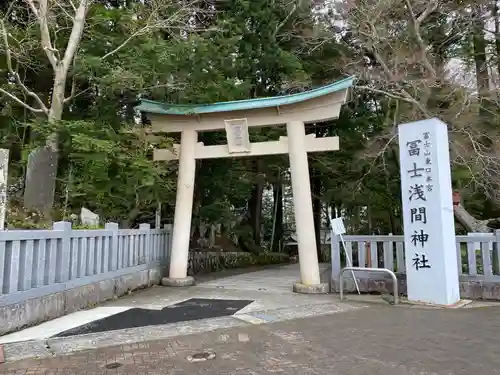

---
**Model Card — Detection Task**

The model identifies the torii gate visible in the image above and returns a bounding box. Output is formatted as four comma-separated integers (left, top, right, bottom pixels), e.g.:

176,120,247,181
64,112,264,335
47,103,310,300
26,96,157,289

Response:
135,76,354,293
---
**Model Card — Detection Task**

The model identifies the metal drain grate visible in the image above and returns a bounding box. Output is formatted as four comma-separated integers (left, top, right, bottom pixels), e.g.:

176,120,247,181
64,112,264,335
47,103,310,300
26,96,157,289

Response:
187,351,216,362
105,362,123,369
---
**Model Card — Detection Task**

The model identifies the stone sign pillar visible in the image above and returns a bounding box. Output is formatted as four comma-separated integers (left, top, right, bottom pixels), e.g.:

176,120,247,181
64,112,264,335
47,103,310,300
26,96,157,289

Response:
398,118,460,306
23,147,58,213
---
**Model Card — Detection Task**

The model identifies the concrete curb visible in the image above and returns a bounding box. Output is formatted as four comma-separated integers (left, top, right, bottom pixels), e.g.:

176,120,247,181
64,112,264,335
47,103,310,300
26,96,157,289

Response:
293,282,329,294
0,301,363,363
161,276,195,287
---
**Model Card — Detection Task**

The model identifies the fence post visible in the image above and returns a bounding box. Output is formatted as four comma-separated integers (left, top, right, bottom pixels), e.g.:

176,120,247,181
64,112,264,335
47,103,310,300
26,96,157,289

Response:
469,232,493,276
53,221,71,282
331,234,341,291
105,222,119,270
383,233,394,271
164,224,173,262
139,223,151,263
494,230,500,275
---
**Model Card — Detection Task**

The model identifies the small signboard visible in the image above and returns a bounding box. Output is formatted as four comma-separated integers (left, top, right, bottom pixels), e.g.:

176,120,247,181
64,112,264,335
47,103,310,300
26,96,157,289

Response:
331,217,346,236
224,118,251,154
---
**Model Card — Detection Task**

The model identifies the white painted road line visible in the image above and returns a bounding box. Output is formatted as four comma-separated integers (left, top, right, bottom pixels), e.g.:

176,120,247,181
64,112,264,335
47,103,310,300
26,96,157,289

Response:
233,314,268,325
0,306,132,344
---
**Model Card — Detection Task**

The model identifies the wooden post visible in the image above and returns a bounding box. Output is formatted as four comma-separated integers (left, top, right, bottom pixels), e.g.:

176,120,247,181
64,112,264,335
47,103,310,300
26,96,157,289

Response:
0,149,9,230
366,242,372,267
494,230,500,275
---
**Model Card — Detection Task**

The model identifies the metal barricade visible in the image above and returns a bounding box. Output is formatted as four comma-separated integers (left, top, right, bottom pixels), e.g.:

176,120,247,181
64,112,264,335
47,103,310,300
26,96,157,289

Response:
339,267,399,305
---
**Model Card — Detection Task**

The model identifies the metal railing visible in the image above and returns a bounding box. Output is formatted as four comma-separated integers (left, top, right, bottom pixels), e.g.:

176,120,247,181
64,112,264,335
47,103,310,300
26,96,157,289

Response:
329,232,500,281
339,267,399,305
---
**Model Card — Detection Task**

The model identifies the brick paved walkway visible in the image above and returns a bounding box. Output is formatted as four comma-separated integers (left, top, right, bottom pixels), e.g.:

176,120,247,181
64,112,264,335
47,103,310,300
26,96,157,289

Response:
3,304,500,374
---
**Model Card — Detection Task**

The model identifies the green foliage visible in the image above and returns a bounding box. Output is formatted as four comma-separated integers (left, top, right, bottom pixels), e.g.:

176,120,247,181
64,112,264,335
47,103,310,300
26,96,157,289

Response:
0,0,394,235
57,120,176,224
72,224,103,230
2,0,497,239
189,252,289,274
6,204,52,229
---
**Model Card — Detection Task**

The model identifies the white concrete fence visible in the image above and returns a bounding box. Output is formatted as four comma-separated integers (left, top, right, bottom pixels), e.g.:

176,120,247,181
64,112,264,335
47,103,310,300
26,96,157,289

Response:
3,226,499,303
2,224,500,329
330,232,500,279
0,222,172,307
329,231,500,300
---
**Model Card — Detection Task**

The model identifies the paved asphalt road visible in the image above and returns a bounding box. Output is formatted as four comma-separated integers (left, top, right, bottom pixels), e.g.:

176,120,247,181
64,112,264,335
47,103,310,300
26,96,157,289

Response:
2,304,499,374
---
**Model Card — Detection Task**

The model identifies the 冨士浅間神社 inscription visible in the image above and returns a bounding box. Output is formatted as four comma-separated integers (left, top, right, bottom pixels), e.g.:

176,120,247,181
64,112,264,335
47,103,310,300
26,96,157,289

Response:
399,118,460,305
404,134,432,268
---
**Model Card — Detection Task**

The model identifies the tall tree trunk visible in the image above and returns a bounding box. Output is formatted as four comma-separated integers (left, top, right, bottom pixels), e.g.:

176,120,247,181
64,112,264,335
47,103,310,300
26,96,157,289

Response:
355,206,361,234
248,159,264,245
473,4,490,104
311,172,322,262
191,165,203,247
388,208,398,234
367,205,373,234
272,181,283,252
22,0,89,214
492,1,500,81
454,204,491,232
384,152,398,234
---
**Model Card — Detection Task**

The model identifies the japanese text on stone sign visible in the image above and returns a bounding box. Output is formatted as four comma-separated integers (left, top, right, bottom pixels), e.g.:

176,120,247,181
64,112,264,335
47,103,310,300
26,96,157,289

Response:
405,132,434,271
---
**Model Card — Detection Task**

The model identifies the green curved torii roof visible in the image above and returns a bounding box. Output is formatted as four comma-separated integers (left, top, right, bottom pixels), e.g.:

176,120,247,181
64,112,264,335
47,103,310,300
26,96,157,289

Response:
134,76,355,116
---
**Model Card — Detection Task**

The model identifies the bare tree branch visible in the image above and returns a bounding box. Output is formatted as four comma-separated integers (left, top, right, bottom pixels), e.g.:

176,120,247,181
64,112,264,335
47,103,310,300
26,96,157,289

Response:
273,2,297,39
68,0,77,13
354,133,398,193
55,0,76,22
48,0,91,122
0,18,48,114
356,85,425,109
25,0,59,70
101,0,198,61
404,0,437,76
341,0,500,226
61,0,90,69
100,28,150,61
63,55,77,104
417,0,439,24
0,87,46,113
348,6,436,117
63,55,95,104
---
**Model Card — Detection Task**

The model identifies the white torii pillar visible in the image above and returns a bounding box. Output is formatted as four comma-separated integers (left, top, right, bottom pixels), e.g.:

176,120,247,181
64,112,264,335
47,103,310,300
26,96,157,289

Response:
167,129,197,282
287,121,321,286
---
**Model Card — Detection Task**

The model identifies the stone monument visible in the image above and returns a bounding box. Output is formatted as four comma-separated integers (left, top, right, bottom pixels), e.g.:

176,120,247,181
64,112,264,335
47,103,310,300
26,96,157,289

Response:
398,118,460,305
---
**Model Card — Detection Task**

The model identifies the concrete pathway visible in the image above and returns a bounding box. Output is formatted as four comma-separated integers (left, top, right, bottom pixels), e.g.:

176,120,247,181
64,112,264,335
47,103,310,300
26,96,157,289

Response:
0,264,363,362
3,304,500,374
3,263,498,371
